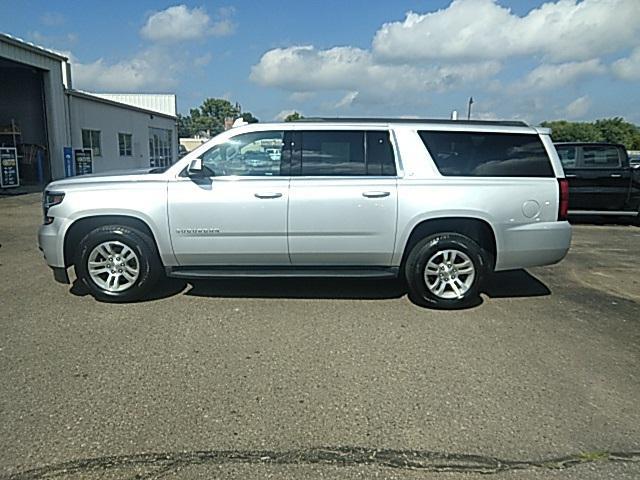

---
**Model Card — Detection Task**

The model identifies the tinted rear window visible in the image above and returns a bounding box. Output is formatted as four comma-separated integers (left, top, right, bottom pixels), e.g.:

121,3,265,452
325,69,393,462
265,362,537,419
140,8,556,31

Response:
555,146,577,169
419,131,554,177
581,146,620,168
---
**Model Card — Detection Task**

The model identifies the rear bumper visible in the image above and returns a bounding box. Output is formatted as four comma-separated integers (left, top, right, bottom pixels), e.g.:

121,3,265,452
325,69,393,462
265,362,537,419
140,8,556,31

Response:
495,221,572,271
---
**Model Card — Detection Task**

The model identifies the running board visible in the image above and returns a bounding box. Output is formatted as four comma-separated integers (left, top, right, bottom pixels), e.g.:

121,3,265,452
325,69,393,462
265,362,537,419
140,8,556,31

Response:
568,210,638,216
166,266,399,279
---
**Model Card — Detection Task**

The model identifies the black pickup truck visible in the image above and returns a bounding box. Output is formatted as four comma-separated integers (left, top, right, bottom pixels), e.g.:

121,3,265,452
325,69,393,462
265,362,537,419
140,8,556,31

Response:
554,142,640,220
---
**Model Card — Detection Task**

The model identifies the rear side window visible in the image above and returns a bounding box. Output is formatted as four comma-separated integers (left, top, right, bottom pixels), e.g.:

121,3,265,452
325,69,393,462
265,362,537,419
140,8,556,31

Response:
556,146,577,169
581,146,620,168
297,130,396,176
366,131,396,176
418,131,554,177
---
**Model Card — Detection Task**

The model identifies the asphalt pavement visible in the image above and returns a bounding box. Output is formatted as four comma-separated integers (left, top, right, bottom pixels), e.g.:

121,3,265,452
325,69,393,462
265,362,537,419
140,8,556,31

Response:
1,193,639,479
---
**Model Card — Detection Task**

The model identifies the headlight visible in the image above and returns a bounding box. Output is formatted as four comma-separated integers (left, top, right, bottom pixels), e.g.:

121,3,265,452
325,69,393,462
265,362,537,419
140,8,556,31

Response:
43,191,65,224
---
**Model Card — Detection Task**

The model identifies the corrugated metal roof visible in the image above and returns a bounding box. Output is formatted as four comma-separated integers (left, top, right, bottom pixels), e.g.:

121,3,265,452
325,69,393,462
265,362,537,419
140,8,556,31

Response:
0,32,68,61
89,93,177,116
68,90,177,120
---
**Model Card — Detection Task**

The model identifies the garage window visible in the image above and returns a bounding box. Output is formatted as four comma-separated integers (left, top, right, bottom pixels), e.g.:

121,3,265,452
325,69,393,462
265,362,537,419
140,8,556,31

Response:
149,127,173,168
118,133,133,156
82,129,102,157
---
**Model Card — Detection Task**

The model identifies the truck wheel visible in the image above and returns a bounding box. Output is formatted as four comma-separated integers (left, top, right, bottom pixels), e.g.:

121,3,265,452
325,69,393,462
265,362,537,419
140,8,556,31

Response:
404,233,488,309
75,225,161,302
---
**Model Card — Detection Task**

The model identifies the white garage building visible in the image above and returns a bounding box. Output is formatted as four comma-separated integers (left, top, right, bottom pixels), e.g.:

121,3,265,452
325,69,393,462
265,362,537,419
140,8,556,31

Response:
0,33,177,188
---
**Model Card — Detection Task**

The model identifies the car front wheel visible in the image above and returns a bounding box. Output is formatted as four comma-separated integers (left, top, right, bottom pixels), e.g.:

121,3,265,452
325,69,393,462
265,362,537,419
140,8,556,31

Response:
75,225,161,302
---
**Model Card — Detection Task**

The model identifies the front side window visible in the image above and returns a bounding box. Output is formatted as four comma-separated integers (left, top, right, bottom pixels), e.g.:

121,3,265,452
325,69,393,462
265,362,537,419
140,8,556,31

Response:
296,130,396,176
419,131,554,177
201,131,284,176
82,129,101,157
118,133,132,156
581,146,620,168
556,146,577,169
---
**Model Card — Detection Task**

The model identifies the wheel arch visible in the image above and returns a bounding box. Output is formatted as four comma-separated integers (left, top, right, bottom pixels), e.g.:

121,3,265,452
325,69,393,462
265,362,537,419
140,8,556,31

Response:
399,216,498,271
64,215,161,267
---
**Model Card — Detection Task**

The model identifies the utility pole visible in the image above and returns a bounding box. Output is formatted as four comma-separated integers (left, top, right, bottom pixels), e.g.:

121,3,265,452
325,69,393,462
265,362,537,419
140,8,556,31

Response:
467,97,474,120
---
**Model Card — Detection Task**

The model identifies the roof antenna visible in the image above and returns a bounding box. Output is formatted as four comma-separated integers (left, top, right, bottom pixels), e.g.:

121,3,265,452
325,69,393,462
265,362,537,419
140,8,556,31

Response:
450,110,458,120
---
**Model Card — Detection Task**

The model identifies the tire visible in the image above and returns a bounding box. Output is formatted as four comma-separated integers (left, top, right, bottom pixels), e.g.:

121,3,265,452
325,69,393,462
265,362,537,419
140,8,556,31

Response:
404,232,489,309
75,225,161,302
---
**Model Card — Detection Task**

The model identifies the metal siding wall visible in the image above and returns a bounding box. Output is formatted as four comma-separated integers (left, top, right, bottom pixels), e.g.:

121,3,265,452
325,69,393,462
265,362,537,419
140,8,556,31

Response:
0,38,69,181
69,95,177,173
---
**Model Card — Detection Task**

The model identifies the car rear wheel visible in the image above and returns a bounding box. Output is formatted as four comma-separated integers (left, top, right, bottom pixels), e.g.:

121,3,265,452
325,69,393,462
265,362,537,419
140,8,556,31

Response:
405,232,489,309
75,225,161,302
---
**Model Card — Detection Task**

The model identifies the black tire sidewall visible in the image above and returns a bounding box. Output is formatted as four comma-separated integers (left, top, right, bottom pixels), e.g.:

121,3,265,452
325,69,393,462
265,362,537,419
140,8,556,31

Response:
76,226,159,302
405,233,486,309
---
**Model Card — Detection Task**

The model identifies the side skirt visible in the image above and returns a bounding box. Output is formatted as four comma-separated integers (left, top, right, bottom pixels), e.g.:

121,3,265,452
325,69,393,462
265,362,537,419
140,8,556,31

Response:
165,266,400,280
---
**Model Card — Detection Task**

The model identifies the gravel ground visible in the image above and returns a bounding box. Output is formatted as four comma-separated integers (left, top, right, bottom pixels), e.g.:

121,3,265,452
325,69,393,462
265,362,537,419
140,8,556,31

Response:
1,194,639,479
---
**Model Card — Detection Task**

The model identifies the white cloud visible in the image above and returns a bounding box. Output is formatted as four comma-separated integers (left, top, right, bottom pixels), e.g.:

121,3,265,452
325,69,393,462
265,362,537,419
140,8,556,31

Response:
274,109,300,121
513,59,606,91
210,19,235,37
140,4,235,42
29,30,77,47
564,95,591,118
194,52,213,67
373,0,640,63
289,91,316,103
612,47,640,81
40,12,66,27
251,45,500,105
70,48,182,91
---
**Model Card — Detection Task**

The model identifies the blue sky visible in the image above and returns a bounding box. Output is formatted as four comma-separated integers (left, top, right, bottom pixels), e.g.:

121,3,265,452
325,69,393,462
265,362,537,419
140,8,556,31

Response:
3,0,639,124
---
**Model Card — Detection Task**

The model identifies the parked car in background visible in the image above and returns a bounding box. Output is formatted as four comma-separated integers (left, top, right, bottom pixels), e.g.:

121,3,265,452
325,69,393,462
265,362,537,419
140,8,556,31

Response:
38,118,571,309
629,154,640,167
555,142,640,221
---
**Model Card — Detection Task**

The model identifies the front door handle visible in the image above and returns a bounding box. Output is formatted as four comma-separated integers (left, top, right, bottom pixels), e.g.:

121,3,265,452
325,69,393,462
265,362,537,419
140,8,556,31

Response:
254,192,283,199
565,174,577,178
362,191,390,198
610,173,622,178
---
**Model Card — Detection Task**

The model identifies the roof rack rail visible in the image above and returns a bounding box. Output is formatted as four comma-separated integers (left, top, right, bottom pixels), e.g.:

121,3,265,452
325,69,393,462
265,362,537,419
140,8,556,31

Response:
293,117,529,127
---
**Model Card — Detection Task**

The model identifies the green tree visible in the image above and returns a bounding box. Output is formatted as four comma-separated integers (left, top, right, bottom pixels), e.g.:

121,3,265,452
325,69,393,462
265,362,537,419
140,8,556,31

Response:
539,120,600,142
594,117,640,148
177,113,193,138
178,98,259,137
540,118,640,149
240,112,259,124
284,111,304,122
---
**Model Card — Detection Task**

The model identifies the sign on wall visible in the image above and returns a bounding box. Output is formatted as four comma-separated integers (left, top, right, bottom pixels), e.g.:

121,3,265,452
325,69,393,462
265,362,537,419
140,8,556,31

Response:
74,149,93,176
64,147,74,177
0,147,20,188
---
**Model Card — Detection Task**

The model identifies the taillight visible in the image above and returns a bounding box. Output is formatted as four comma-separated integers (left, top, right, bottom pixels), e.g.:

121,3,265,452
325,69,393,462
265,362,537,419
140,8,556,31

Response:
558,179,569,221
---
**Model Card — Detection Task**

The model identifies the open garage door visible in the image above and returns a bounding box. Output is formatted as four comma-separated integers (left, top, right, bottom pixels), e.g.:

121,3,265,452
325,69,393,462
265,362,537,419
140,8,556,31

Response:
0,57,51,187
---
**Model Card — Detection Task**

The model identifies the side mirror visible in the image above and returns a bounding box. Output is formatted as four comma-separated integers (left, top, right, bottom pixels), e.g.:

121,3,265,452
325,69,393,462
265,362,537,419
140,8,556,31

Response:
187,158,204,177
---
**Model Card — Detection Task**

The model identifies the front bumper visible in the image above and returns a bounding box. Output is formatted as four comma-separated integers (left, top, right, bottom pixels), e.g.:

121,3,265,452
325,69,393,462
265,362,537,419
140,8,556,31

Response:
37,220,66,269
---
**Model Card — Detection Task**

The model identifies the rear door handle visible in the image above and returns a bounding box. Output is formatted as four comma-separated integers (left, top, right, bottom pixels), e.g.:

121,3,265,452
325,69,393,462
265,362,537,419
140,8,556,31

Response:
254,192,283,199
362,191,390,198
610,173,622,178
564,174,577,178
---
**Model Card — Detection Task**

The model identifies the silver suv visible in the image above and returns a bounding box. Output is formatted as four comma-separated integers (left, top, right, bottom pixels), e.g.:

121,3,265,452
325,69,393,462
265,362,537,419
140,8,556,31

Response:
38,118,571,308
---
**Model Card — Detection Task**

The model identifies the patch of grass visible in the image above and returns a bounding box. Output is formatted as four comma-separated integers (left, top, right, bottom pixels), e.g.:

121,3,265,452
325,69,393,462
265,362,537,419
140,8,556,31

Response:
578,451,609,462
